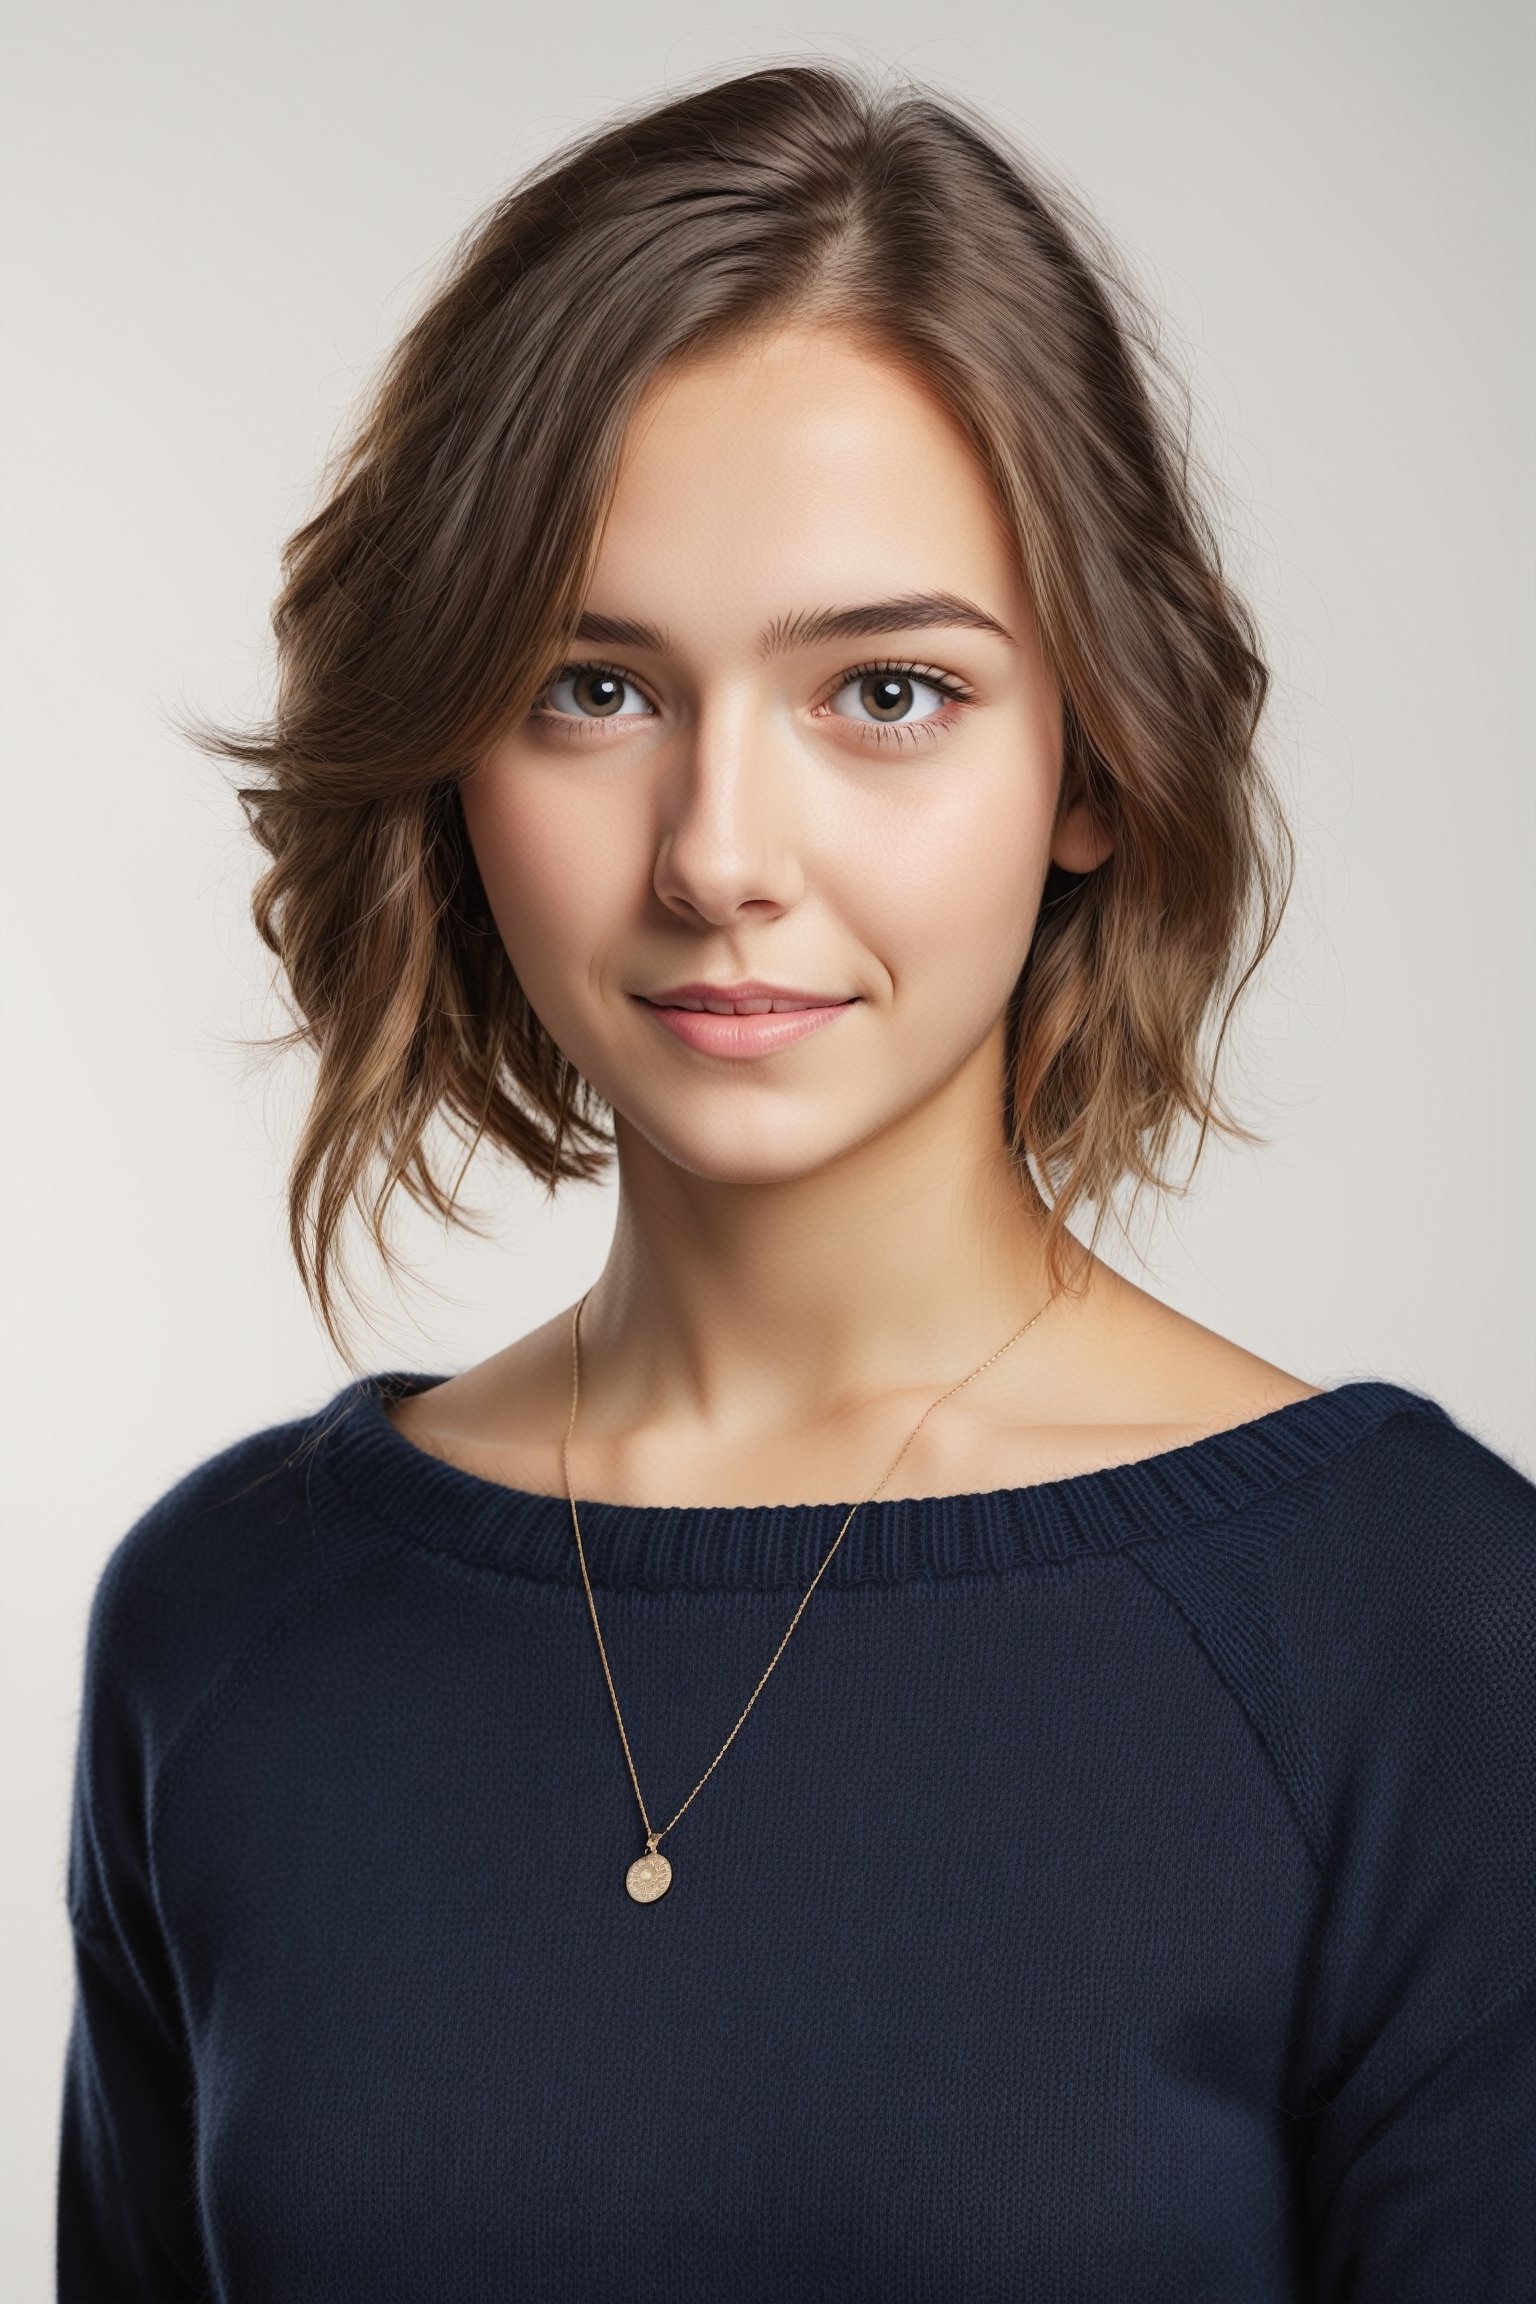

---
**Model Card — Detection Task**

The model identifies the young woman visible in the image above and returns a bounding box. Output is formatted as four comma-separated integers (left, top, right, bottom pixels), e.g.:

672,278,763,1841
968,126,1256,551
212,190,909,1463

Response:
58,61,1534,2303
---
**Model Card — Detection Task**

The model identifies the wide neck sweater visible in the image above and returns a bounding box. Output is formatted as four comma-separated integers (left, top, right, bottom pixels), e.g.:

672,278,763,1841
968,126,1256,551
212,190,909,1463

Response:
58,1370,1536,2301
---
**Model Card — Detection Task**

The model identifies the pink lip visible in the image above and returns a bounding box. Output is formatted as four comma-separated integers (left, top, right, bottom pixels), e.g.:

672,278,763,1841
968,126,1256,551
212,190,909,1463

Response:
639,979,850,1008
634,989,858,1059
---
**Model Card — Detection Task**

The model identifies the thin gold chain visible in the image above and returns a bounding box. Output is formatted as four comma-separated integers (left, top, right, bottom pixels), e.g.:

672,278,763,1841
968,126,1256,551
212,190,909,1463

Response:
561,1286,1056,1858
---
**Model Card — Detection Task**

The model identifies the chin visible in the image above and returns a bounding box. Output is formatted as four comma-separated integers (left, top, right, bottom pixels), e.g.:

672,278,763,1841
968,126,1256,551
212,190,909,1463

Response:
616,1105,884,1188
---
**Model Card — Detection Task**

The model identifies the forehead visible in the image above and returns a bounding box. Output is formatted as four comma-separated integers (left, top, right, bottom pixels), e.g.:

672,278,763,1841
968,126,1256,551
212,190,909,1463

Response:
591,325,1025,628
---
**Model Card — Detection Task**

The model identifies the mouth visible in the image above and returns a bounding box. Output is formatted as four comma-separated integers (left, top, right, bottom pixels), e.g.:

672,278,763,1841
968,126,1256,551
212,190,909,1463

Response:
637,979,855,1013
647,995,845,1014
632,983,859,1059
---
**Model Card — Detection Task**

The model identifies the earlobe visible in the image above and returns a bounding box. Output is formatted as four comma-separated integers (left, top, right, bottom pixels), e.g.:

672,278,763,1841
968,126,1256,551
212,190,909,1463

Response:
1050,791,1116,876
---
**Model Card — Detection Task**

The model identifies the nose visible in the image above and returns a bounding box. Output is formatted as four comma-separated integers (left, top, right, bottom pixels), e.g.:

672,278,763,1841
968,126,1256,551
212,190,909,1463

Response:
651,689,806,928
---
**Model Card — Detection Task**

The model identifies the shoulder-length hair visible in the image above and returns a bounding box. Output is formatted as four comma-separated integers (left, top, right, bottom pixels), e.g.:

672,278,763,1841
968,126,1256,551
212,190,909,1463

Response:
186,60,1294,1365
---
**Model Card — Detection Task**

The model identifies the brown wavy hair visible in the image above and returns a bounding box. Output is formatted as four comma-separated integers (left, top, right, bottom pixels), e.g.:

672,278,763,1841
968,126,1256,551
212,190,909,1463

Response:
183,59,1295,1366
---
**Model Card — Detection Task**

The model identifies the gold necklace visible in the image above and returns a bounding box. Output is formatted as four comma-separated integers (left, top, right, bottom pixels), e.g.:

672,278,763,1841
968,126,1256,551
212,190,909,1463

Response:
561,1285,1057,1904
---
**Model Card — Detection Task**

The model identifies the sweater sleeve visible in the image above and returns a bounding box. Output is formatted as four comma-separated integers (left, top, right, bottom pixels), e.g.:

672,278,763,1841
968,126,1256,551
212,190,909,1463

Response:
1308,1969,1536,2299
1284,1408,1536,2298
57,1556,209,2302
55,1409,319,2301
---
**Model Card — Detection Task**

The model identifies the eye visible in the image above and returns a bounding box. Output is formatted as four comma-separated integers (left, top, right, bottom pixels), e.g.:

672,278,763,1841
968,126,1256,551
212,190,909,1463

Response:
533,661,655,725
820,660,972,744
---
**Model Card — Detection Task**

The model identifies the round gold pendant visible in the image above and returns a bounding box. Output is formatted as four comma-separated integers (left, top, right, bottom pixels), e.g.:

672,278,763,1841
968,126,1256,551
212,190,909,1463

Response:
626,1849,672,1903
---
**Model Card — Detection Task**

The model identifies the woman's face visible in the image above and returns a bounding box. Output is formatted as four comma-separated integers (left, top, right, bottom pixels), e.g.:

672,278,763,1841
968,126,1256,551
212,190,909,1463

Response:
462,322,1109,1187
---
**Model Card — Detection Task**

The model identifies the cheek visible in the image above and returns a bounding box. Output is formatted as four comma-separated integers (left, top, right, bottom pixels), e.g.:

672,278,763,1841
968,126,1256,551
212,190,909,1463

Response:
462,769,632,986
833,765,1049,1003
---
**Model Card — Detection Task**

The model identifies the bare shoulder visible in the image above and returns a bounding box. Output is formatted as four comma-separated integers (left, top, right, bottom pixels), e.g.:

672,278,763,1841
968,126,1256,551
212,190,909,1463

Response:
929,1266,1324,1491
384,1313,574,1491
1049,1260,1323,1434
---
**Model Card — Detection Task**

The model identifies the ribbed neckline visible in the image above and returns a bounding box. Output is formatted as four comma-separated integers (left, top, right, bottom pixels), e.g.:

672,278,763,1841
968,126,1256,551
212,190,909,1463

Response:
309,1370,1450,1592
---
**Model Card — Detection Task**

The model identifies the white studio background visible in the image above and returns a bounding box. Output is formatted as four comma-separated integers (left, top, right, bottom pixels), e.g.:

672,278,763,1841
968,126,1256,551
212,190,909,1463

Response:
2,0,1531,2285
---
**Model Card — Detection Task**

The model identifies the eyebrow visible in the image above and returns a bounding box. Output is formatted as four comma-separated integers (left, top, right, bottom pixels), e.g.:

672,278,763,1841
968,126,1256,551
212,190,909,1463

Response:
570,590,1017,657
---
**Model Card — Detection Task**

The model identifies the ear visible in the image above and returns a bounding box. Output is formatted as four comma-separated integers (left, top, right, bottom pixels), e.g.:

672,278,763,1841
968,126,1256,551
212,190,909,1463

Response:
1049,765,1116,875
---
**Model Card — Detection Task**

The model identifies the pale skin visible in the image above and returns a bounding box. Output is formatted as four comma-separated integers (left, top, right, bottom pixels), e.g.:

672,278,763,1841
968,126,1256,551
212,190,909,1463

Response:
389,321,1319,1507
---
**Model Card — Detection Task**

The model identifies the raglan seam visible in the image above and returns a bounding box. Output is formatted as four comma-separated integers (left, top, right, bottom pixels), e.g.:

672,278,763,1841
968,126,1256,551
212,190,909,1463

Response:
136,1401,412,1829
146,1522,413,1842
76,1423,324,1823
1119,1541,1326,1879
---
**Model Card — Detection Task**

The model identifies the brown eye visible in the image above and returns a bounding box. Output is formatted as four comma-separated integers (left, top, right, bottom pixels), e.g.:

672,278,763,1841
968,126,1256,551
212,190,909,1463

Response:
860,673,916,722
826,666,960,729
571,669,626,716
540,664,653,721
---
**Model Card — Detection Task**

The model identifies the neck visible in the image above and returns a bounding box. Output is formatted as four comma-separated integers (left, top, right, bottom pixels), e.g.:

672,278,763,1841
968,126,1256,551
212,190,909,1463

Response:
574,1033,1095,1444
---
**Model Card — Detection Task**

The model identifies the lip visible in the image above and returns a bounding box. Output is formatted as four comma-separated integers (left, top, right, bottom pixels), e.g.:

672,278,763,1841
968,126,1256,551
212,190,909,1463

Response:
632,980,859,1060
637,979,853,1012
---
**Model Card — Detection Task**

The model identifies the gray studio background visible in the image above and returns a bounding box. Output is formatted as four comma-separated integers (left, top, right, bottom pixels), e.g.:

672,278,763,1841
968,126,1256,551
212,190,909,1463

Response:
3,1,1532,2285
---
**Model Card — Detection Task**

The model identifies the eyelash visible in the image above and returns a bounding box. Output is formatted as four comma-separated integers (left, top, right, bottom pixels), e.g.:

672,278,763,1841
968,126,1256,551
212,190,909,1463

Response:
529,656,975,750
529,662,643,744
829,659,974,748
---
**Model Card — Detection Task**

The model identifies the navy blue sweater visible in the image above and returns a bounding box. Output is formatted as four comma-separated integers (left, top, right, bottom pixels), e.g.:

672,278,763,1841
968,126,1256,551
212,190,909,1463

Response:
58,1371,1536,2300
